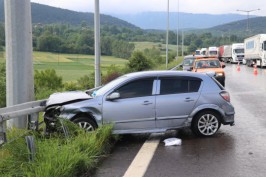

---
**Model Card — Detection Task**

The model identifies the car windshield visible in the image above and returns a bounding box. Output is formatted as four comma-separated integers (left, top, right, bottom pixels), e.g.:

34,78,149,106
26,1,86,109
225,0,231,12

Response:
195,60,221,68
234,49,244,53
209,51,217,55
183,58,195,66
195,51,200,55
93,75,128,96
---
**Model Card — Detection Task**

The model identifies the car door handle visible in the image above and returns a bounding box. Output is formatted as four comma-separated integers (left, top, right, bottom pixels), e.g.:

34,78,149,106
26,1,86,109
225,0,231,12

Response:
185,97,194,102
142,101,152,105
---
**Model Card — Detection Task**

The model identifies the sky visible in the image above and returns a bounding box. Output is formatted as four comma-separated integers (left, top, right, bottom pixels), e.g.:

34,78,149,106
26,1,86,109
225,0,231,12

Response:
30,0,265,16
31,0,266,16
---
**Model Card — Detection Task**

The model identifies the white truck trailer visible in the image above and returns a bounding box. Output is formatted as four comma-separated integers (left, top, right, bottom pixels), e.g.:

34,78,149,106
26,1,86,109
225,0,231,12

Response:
221,43,244,63
244,34,266,67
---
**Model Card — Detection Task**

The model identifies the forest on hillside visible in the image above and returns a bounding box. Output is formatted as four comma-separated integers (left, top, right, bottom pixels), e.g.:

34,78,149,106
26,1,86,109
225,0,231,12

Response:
0,22,245,56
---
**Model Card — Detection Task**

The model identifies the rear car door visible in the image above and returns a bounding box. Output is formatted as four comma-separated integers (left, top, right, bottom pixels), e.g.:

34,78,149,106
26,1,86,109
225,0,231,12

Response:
155,76,202,128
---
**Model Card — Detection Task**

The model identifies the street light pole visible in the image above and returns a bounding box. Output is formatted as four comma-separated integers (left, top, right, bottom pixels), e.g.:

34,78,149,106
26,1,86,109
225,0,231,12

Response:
236,8,260,32
182,30,184,57
94,0,101,87
176,0,179,60
5,0,34,128
166,0,169,69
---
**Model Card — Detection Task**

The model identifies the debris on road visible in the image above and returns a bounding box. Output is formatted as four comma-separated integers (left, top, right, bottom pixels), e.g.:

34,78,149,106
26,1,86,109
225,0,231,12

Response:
163,138,182,146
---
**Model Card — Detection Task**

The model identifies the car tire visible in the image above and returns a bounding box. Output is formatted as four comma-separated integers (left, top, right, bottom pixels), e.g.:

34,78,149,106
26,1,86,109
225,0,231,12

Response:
192,111,221,137
73,117,97,132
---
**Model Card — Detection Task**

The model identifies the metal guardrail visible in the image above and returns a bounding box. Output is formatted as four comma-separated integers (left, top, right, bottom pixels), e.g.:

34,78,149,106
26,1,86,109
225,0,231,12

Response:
170,63,182,70
0,99,46,145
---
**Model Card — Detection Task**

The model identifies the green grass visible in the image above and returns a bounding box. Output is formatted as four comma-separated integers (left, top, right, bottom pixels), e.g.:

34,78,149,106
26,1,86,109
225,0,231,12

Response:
133,41,177,52
1,51,128,82
0,43,184,82
33,52,128,82
0,122,116,177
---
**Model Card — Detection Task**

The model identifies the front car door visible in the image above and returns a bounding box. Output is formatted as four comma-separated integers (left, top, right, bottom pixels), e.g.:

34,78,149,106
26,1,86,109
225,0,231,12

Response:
155,76,202,128
102,77,156,132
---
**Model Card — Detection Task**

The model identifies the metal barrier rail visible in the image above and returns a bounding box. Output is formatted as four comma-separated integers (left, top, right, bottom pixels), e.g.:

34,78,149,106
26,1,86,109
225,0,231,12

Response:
0,99,46,145
170,63,182,70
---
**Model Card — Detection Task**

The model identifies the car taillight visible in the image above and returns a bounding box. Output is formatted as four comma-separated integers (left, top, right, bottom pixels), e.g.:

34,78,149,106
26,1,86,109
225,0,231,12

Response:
220,91,230,102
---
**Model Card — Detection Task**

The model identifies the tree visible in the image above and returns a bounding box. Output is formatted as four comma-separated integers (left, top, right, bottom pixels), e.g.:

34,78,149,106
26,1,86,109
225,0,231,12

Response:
143,47,163,64
37,32,62,52
188,43,198,53
127,51,152,72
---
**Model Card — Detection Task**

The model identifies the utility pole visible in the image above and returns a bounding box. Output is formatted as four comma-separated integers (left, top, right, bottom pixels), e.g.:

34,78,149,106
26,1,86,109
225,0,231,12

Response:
182,30,184,57
237,8,260,32
166,0,169,69
5,0,34,128
94,0,101,87
176,0,179,60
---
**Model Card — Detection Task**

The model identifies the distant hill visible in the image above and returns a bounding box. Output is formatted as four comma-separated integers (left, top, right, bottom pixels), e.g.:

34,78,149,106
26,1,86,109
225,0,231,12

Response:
0,0,139,29
190,16,266,37
109,12,253,30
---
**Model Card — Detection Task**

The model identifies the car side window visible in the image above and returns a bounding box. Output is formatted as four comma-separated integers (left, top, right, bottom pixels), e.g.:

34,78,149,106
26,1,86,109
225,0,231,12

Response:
115,78,154,99
189,80,201,92
160,78,189,95
160,77,201,95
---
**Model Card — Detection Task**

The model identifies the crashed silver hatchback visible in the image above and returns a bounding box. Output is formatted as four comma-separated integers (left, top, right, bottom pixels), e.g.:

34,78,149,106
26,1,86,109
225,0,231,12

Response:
44,71,235,136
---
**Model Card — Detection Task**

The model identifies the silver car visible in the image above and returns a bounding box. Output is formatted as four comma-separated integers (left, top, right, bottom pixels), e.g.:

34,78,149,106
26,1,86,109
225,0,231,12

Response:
44,71,235,136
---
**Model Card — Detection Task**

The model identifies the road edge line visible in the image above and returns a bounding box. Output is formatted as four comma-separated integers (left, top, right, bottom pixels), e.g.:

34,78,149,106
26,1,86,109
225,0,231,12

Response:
123,133,161,177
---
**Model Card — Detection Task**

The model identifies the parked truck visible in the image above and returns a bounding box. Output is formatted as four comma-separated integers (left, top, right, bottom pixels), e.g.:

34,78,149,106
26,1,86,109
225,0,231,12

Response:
244,34,266,67
208,46,219,58
218,45,228,61
200,48,207,56
219,43,244,63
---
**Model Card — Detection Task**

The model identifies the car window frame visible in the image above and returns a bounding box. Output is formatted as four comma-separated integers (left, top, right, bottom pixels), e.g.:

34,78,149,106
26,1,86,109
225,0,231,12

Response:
106,76,157,100
157,76,202,95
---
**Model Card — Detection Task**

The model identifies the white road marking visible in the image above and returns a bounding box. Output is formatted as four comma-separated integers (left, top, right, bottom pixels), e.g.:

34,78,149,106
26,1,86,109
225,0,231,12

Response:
123,133,161,177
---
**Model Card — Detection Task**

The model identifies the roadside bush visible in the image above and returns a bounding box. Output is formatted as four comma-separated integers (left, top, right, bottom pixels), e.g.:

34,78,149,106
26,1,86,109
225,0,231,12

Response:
76,72,95,90
34,69,63,99
0,62,6,108
102,65,123,84
143,47,164,64
126,51,153,72
64,81,81,91
0,122,117,177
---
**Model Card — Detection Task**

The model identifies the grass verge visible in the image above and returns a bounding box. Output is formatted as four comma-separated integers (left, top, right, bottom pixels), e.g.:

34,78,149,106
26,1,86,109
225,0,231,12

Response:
0,121,117,177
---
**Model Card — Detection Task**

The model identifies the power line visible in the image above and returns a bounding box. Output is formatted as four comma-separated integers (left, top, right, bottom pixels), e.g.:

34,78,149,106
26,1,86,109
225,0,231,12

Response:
236,8,260,32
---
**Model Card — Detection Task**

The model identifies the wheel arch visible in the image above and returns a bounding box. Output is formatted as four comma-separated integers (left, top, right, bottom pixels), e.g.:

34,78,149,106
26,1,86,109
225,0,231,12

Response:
71,112,98,128
191,108,223,127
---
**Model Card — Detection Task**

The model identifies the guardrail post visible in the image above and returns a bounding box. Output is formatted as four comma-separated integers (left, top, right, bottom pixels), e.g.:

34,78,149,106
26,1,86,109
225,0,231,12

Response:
59,119,69,139
25,136,35,161
27,113,39,131
0,115,7,145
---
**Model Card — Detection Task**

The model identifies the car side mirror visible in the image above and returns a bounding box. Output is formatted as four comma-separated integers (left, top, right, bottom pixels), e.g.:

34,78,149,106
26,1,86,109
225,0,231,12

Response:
222,64,226,68
106,92,120,101
188,66,193,71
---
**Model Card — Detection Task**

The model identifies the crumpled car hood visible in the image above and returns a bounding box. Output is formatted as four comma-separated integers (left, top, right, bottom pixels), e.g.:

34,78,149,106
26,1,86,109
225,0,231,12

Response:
46,91,92,107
